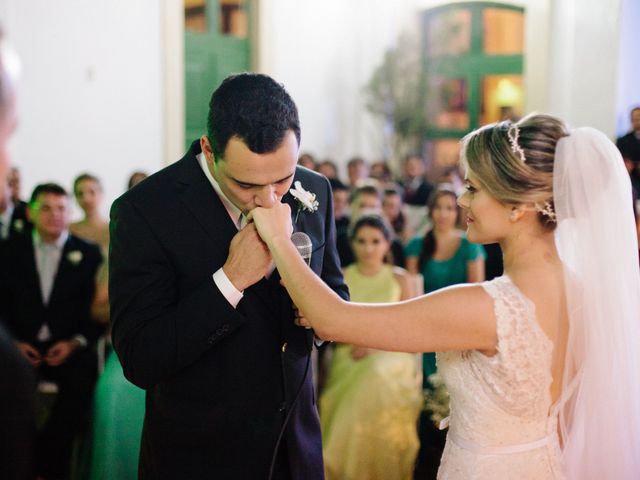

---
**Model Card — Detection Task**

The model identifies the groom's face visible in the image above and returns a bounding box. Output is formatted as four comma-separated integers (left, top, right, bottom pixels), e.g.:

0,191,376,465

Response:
203,130,298,214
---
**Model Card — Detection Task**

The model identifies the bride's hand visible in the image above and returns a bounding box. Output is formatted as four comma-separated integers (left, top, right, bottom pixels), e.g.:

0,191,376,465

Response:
248,202,293,246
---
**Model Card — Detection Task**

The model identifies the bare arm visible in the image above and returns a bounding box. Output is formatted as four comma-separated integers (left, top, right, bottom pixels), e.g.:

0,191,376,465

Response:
252,204,497,354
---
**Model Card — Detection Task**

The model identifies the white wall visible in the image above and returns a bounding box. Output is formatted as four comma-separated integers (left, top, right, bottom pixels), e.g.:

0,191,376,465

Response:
256,0,413,175
615,0,640,137
1,0,166,219
548,0,622,137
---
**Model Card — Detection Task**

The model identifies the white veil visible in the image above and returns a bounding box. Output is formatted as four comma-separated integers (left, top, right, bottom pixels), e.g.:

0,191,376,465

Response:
553,127,640,479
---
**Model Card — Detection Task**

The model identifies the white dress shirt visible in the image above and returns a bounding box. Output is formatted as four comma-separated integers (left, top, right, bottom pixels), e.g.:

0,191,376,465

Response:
32,229,68,341
197,153,245,308
0,201,14,240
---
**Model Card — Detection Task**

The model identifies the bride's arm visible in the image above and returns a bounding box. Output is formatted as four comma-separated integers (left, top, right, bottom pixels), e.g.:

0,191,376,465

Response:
266,231,497,354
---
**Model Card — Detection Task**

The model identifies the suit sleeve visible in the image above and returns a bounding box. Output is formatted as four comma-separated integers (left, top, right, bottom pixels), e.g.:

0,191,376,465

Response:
318,177,350,302
109,197,246,389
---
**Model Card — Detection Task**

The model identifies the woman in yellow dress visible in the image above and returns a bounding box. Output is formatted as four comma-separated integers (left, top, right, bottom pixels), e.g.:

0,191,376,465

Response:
320,214,422,480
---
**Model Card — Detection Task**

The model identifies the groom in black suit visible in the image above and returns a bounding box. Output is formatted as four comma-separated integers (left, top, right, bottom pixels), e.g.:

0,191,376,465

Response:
110,73,348,479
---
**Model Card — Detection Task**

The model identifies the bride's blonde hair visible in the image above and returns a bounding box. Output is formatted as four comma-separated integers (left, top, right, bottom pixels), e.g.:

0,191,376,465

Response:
461,113,569,230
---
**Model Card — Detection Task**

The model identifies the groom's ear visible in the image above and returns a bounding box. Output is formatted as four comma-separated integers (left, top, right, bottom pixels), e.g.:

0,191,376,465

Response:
200,136,215,163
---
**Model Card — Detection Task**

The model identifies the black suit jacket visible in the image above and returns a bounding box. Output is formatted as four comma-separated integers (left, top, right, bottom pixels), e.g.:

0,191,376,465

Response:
617,131,640,164
0,233,103,348
109,142,349,480
0,200,31,243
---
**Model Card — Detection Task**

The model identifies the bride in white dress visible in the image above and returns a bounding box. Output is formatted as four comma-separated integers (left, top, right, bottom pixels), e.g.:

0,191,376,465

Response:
250,113,640,479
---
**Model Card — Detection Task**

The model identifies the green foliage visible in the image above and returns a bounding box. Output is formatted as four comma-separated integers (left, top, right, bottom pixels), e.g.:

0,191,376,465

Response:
364,32,424,154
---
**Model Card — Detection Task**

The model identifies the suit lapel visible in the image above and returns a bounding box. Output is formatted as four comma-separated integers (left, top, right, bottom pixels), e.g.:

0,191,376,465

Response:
174,144,281,316
175,143,238,248
22,235,45,307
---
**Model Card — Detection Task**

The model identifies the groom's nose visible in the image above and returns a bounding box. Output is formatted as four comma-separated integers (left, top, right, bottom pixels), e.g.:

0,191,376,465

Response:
254,185,278,208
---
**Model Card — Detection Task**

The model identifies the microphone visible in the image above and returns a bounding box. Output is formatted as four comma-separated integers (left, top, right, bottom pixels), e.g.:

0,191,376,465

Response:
291,231,312,265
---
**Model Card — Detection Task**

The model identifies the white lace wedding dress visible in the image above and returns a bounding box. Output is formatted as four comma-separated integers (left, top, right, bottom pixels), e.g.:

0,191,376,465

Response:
436,276,565,479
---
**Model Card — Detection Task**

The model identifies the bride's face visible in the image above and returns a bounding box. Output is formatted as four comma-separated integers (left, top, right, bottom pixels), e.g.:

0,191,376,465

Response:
457,173,511,244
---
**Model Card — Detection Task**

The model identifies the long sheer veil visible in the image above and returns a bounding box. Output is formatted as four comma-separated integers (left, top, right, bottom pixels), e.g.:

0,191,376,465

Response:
553,127,640,478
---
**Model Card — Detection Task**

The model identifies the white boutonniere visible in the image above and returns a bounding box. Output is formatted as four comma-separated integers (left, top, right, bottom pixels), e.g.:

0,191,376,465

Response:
67,250,83,265
12,219,24,233
289,181,319,223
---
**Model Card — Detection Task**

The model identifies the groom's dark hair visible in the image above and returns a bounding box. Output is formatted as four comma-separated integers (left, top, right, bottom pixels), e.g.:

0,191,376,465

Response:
206,73,301,162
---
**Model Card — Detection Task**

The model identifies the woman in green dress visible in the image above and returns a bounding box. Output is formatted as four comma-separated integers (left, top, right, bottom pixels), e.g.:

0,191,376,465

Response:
320,214,422,480
71,173,145,480
405,185,486,479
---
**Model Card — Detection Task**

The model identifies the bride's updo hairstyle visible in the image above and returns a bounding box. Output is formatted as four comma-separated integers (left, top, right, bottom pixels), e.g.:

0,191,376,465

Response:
460,113,569,230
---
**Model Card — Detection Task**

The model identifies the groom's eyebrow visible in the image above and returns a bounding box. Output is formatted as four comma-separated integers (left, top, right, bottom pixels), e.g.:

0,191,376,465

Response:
232,172,295,188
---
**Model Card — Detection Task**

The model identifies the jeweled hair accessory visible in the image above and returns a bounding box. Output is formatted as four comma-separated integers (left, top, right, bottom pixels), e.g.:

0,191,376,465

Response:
535,200,556,222
507,124,527,164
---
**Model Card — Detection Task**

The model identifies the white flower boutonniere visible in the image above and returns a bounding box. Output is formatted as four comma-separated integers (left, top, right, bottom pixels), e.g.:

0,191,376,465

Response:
13,219,24,233
289,181,319,223
67,250,83,265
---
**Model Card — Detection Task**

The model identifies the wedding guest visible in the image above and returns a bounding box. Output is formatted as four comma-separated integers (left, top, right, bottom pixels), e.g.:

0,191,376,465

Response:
342,185,405,268
127,170,148,190
0,179,31,242
298,152,317,170
250,113,640,479
0,32,37,480
0,183,102,480
70,173,109,253
82,176,145,480
405,185,485,478
320,214,421,480
399,154,434,207
370,160,393,186
318,160,339,180
382,187,412,244
347,156,369,190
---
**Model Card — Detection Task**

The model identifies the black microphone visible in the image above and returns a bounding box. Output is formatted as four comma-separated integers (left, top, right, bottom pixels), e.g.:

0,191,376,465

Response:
291,231,312,265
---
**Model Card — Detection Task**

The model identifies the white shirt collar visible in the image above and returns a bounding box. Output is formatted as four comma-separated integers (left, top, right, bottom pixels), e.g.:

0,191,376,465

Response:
33,228,69,249
197,152,244,227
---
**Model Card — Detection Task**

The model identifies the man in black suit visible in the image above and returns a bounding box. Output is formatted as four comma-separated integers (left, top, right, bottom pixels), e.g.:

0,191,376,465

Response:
110,73,349,479
0,179,31,242
0,34,37,480
0,183,103,480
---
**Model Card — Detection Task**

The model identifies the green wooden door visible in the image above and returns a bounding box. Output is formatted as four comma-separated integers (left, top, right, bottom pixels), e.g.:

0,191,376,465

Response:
420,2,524,173
184,0,252,149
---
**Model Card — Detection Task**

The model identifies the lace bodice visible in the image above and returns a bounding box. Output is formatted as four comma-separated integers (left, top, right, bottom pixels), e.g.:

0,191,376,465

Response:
436,276,565,479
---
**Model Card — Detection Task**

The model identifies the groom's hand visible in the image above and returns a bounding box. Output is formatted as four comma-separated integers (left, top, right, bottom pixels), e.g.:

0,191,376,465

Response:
223,223,274,291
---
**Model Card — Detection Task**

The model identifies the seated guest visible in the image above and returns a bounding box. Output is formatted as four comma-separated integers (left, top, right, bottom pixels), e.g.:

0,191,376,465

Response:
405,185,485,479
0,179,31,241
70,173,109,253
127,170,148,190
330,178,351,267
617,106,640,168
320,215,422,480
347,156,369,191
8,166,26,206
399,154,434,207
318,159,339,180
0,183,103,480
298,152,317,170
382,187,412,244
341,184,405,268
369,160,393,186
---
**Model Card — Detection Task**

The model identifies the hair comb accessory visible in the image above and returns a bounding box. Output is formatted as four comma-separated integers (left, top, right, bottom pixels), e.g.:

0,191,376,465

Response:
507,124,527,164
535,200,556,222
